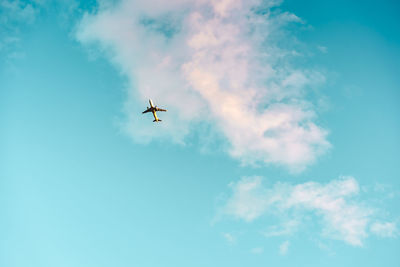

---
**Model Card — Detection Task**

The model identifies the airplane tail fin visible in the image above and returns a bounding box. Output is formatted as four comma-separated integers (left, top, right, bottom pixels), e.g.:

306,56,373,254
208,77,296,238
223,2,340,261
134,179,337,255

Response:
153,119,162,122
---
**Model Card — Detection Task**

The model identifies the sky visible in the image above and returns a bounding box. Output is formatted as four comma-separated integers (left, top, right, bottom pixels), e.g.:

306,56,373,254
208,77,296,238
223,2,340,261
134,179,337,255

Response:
1,0,399,266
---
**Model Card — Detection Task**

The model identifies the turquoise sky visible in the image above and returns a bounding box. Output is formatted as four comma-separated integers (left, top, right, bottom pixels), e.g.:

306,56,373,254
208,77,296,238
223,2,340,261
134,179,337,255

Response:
1,1,399,266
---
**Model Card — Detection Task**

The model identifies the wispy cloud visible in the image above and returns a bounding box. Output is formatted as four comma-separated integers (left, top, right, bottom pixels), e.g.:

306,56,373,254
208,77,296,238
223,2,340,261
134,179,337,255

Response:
317,45,327,53
279,240,290,255
0,0,37,25
370,222,398,238
219,176,397,246
0,0,81,62
76,0,330,171
0,0,37,56
250,247,264,254
262,219,299,237
222,232,236,244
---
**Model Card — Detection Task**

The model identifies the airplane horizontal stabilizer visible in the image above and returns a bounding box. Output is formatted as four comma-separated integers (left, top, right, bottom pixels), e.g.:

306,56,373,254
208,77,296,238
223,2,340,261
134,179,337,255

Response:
153,119,162,122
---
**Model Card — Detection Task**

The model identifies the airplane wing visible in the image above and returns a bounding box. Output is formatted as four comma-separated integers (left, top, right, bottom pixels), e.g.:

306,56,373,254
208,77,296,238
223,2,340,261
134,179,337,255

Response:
155,107,167,112
142,107,152,114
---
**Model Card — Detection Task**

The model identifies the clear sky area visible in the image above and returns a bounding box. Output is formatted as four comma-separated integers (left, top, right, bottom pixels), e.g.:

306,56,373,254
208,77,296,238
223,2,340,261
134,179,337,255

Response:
1,0,399,266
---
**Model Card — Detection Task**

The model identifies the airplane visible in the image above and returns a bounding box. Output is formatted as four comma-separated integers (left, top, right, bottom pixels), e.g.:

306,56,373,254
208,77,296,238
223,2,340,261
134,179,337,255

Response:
142,99,167,122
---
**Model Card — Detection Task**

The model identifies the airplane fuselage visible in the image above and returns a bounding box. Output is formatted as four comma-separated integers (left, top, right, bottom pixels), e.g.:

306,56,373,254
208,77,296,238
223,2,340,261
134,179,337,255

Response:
149,99,160,121
152,110,160,121
142,99,165,122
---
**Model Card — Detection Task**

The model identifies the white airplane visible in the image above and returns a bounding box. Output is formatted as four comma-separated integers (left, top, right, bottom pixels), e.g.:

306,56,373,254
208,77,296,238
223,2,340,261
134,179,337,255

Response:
142,99,167,122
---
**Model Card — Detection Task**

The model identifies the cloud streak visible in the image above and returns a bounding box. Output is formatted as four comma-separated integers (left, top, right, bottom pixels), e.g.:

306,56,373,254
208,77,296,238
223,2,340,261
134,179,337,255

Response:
76,0,330,170
370,222,399,238
279,240,290,255
220,176,397,246
0,0,37,56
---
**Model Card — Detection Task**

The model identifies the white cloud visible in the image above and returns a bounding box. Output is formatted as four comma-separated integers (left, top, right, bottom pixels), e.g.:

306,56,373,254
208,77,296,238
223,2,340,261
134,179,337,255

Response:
317,45,327,53
220,176,396,246
222,232,236,244
279,240,290,255
370,222,398,238
0,0,38,54
251,247,264,254
262,219,299,237
223,176,277,222
76,0,330,171
0,0,37,25
316,240,335,256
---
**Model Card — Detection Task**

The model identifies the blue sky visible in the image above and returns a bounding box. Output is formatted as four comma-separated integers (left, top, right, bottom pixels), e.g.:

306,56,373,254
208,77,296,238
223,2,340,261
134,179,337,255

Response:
1,0,399,266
